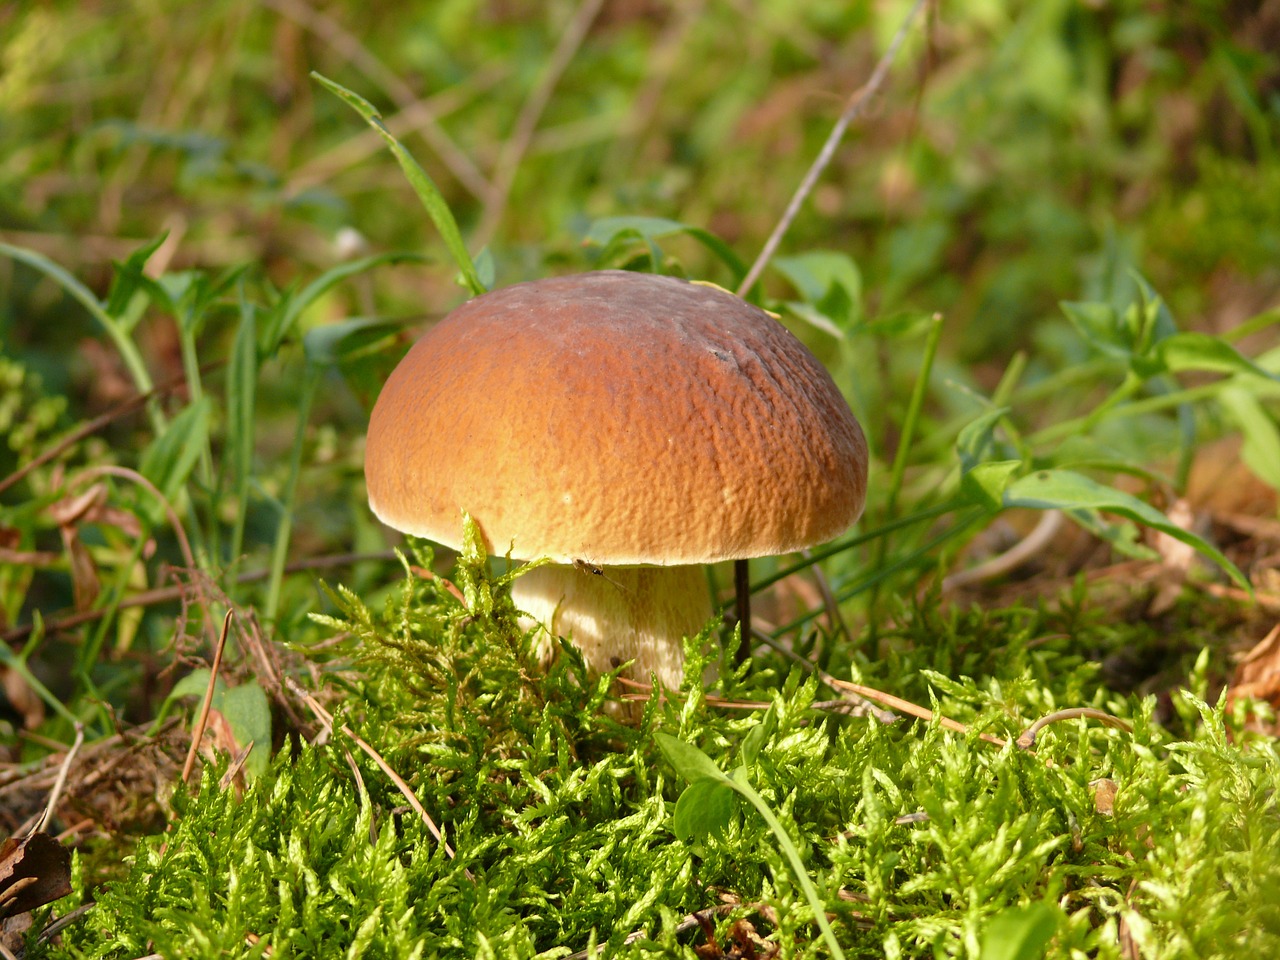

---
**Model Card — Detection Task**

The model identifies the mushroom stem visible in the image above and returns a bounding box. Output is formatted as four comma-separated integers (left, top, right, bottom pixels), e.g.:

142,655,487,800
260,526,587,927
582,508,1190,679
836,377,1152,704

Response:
511,563,710,695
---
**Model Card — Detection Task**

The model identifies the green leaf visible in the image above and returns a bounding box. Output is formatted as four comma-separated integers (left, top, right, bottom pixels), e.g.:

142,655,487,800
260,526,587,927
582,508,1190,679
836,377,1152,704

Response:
1004,470,1248,589
773,251,861,306
773,251,862,333
1219,385,1280,492
104,233,170,319
138,396,212,508
956,407,1011,473
311,72,483,296
1060,300,1131,361
653,731,731,785
302,317,402,367
1153,332,1280,380
221,682,272,778
671,778,737,842
169,668,226,703
962,460,1023,511
583,216,747,284
979,902,1060,960
740,705,778,768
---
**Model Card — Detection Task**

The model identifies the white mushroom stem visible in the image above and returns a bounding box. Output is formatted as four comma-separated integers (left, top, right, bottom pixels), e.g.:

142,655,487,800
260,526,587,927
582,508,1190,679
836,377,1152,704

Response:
511,563,711,694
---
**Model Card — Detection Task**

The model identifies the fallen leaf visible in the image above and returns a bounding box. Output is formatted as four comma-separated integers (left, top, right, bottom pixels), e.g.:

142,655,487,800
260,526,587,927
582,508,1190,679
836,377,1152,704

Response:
0,833,72,919
1090,778,1118,816
1226,624,1280,733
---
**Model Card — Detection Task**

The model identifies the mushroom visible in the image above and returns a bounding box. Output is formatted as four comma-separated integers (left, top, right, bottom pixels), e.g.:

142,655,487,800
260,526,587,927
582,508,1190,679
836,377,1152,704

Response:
364,270,867,698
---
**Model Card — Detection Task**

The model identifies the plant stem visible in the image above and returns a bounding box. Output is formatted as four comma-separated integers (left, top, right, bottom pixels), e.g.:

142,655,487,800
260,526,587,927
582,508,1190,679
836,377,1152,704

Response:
265,363,320,624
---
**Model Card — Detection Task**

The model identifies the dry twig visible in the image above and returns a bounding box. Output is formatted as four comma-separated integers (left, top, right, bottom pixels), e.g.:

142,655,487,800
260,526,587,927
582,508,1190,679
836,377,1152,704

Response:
181,610,233,785
736,0,931,297
29,723,84,837
1016,707,1133,750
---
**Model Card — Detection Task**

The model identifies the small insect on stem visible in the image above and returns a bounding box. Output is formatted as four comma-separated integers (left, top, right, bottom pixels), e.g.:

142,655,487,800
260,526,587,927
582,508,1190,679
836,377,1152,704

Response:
572,558,632,594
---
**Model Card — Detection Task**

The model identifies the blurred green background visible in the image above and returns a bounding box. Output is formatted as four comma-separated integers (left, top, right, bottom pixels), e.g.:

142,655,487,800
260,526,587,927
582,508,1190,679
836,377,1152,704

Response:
4,0,1276,366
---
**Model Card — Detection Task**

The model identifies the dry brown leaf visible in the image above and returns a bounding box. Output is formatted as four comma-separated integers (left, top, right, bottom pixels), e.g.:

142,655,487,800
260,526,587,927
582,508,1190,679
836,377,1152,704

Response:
1,668,45,731
1090,777,1118,816
1226,624,1280,734
0,833,71,919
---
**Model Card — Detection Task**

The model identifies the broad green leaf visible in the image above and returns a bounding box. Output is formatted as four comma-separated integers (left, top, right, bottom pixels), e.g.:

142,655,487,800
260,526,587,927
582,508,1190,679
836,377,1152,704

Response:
979,902,1060,960
1153,332,1280,380
671,778,737,842
221,682,272,778
1131,272,1179,350
773,251,862,333
740,705,778,768
1004,470,1247,589
312,72,483,296
1069,509,1157,560
139,396,212,508
1219,386,1280,493
784,302,845,339
471,247,496,292
653,731,731,785
962,460,1022,511
773,251,861,306
169,668,226,703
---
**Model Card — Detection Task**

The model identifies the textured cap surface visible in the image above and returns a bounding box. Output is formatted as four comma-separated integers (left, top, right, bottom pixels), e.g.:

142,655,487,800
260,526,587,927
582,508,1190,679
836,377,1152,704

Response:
366,270,867,564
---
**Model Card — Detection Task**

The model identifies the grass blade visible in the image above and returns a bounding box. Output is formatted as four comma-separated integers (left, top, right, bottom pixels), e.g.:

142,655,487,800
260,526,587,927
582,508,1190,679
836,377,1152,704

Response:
311,72,484,297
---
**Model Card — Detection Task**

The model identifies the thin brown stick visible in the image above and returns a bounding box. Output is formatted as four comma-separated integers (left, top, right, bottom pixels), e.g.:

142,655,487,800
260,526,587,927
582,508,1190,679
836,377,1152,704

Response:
218,740,255,790
181,609,233,785
826,676,1008,747
472,0,606,247
284,676,473,881
1016,707,1133,751
736,0,930,297
29,722,84,836
751,628,896,724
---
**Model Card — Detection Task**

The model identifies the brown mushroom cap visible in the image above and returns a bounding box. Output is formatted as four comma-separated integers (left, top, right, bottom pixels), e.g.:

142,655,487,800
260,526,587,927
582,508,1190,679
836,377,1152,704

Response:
366,270,868,565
